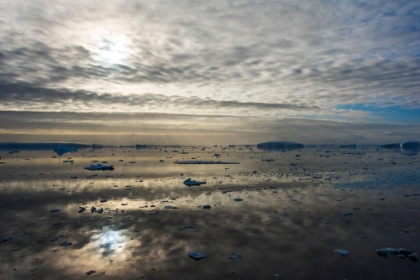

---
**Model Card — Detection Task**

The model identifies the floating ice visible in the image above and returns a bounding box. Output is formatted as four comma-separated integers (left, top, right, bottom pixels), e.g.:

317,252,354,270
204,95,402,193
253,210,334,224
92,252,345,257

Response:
257,141,304,150
100,199,108,203
96,208,103,214
84,164,114,171
175,160,239,164
91,206,96,213
188,251,206,260
183,178,205,186
229,252,242,260
358,234,369,239
60,241,72,246
8,150,19,154
400,142,419,150
334,249,351,257
1,235,13,242
86,270,96,275
203,205,211,209
50,209,61,213
79,206,86,213
165,206,178,209
50,237,59,242
233,197,244,201
341,212,353,216
179,225,195,231
54,145,77,156
377,248,418,262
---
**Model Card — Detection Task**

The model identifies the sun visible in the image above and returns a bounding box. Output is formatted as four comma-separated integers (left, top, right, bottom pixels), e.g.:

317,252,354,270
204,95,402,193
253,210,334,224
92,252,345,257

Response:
96,36,129,65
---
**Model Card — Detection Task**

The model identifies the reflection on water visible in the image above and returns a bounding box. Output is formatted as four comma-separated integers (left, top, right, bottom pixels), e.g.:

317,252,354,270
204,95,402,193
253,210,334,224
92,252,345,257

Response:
93,227,130,259
0,147,420,279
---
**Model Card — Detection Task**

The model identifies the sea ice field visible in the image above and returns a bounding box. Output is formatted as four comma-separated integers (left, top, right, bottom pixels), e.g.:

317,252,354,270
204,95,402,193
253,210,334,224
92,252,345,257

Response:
0,145,419,279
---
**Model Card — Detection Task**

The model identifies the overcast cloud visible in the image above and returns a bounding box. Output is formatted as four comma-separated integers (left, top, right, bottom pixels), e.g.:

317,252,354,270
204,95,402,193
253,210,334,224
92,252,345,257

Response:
0,0,419,144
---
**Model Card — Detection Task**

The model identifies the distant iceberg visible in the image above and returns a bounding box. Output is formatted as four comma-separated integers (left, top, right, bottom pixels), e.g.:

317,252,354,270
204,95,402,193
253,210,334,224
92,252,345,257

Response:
400,142,419,150
84,164,114,171
257,141,304,150
54,145,77,156
380,142,419,151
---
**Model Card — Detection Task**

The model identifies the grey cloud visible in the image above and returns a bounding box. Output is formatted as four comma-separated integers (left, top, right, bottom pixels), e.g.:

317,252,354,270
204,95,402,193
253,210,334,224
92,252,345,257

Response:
0,0,419,135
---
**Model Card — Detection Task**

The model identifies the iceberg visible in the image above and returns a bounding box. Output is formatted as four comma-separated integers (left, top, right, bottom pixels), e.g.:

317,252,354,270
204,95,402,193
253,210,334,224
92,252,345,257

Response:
257,141,304,150
54,145,77,156
84,164,114,171
400,142,419,150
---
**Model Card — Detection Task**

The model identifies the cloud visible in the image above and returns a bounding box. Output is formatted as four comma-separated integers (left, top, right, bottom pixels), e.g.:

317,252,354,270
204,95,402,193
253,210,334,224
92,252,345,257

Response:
0,0,419,142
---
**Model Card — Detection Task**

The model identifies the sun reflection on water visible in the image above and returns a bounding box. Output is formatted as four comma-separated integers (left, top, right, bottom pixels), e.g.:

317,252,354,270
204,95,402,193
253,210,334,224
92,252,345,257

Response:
91,226,131,260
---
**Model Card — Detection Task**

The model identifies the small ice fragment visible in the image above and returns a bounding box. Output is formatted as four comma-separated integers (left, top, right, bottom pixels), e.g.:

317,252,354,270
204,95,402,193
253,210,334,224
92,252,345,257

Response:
341,212,353,216
400,229,409,233
91,206,96,213
358,234,369,239
100,199,108,203
50,236,59,242
179,225,195,231
2,235,13,242
408,253,418,262
96,208,103,214
203,205,211,209
79,207,86,213
334,249,351,257
50,209,61,213
229,252,242,260
315,216,323,220
183,178,204,186
376,248,416,261
165,205,178,209
233,197,244,201
188,251,206,260
86,270,96,275
60,241,72,246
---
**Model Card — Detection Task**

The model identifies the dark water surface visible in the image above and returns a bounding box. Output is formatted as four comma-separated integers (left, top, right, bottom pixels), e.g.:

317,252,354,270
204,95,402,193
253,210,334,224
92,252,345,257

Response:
1,146,419,279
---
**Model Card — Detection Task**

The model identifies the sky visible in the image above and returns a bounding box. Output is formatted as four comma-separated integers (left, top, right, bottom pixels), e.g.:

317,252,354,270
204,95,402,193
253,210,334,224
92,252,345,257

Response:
0,0,419,145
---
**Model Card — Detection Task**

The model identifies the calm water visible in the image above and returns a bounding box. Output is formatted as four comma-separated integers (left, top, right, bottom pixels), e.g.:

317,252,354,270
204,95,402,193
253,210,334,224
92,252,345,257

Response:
0,146,419,279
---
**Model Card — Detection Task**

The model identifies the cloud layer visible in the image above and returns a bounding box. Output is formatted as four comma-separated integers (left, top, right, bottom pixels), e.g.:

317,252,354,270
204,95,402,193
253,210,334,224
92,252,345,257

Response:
0,0,419,142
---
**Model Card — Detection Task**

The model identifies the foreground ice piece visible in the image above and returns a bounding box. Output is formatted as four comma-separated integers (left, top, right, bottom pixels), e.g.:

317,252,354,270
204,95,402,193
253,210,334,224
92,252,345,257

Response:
179,225,195,231
233,197,244,201
334,249,351,257
377,248,418,262
229,252,242,260
183,178,205,186
188,251,206,260
84,164,114,171
1,235,13,242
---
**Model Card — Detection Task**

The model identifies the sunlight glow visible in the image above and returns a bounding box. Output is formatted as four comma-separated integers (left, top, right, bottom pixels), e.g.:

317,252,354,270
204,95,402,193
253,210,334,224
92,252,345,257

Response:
96,35,129,65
